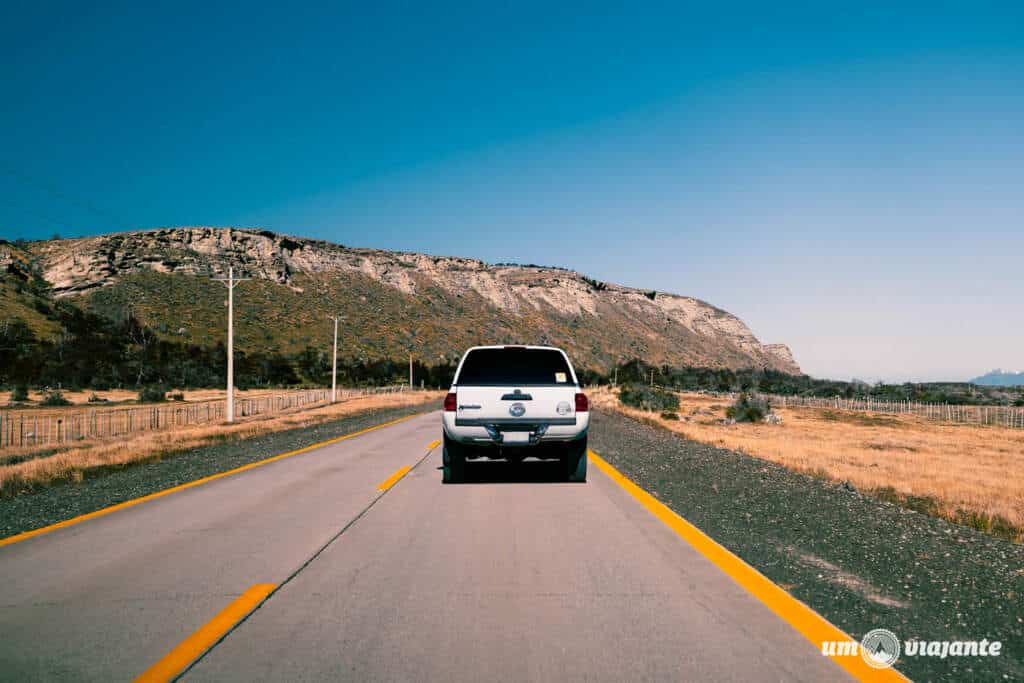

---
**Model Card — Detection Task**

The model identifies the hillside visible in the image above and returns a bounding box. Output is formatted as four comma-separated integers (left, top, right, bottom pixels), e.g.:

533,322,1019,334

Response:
970,369,1024,387
2,228,799,375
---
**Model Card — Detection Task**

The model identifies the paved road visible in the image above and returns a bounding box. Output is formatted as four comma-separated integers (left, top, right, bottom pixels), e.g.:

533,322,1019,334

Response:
0,411,850,681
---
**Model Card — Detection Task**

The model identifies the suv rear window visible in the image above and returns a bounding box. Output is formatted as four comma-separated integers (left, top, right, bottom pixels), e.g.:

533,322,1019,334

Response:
456,348,574,386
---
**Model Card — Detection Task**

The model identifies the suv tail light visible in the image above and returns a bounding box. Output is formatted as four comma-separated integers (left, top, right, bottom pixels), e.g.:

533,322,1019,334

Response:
575,392,589,412
444,392,457,412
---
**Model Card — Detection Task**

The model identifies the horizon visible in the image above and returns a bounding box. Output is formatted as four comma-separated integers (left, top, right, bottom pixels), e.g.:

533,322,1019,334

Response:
2,2,1022,384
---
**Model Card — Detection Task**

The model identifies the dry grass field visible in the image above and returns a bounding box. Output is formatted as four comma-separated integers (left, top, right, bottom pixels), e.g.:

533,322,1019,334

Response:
0,391,442,496
592,388,1024,542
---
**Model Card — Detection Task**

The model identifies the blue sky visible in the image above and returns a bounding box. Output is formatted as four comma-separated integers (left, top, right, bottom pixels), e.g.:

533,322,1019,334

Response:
2,1,1022,382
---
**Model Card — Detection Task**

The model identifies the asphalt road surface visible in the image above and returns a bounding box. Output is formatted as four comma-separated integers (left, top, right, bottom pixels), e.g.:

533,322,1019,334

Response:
0,411,851,681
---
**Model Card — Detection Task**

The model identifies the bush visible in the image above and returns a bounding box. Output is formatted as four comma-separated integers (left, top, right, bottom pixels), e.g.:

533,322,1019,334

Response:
11,384,29,402
138,385,168,403
726,393,770,423
168,391,185,401
40,390,71,406
660,411,679,421
618,384,680,412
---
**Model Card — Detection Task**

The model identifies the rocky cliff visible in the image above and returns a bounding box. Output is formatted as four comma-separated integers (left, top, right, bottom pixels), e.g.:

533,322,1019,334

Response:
12,228,799,373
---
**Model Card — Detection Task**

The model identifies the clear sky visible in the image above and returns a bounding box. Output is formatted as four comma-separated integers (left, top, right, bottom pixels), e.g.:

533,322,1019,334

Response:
2,1,1021,382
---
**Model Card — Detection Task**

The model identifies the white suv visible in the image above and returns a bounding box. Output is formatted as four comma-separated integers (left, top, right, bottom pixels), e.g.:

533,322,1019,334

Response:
441,345,589,483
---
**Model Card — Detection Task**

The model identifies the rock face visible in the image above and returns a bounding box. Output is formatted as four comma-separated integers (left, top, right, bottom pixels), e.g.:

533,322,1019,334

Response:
0,240,32,281
22,228,800,373
763,344,799,371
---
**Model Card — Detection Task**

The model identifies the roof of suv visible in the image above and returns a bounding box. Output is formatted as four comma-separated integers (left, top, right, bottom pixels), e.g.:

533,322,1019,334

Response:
463,345,566,352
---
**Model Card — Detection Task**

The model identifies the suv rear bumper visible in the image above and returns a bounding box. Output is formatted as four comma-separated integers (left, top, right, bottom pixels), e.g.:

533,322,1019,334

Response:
443,412,589,446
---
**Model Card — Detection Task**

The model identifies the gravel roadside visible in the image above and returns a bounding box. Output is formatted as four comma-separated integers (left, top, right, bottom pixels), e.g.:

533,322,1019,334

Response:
0,403,434,540
588,409,1023,683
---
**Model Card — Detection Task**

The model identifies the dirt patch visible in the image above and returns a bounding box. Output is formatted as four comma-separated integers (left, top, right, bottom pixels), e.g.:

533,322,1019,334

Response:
788,547,909,608
863,441,920,452
819,409,904,428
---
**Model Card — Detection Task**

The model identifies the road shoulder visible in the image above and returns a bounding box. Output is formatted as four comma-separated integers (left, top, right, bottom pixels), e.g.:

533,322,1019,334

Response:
588,409,1024,683
0,403,436,540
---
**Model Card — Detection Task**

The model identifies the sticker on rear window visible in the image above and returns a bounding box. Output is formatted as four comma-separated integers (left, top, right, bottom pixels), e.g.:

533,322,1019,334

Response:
555,372,567,382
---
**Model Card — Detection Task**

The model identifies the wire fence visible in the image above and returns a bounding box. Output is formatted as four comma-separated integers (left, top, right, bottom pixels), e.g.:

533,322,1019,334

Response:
677,389,1024,429
766,394,1024,429
0,385,415,451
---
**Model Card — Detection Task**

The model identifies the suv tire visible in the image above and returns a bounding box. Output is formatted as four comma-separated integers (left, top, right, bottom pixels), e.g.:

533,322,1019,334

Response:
443,434,466,484
564,437,587,483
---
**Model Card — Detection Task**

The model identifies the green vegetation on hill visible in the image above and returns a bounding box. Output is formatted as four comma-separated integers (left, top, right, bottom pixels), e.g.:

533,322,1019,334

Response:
83,269,612,366
0,292,458,391
0,245,62,341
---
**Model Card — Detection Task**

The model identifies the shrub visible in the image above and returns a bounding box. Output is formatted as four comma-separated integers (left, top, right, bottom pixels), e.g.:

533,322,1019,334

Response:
660,411,679,421
138,385,168,403
168,391,185,401
726,393,770,423
40,390,71,406
11,384,29,402
619,384,680,412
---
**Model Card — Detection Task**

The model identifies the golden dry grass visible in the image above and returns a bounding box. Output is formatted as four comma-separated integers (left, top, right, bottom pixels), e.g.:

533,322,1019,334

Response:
592,388,1024,541
0,391,442,496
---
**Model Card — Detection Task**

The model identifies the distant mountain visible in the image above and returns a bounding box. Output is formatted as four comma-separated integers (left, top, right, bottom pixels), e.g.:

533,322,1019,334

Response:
1,228,800,374
970,369,1024,387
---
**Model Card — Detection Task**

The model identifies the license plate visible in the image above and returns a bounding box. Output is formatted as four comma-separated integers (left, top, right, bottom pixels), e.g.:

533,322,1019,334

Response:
502,431,530,444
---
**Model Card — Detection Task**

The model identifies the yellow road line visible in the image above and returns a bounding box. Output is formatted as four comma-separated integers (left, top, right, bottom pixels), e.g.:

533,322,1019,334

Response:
0,414,419,548
134,583,276,683
377,465,412,491
137,433,437,680
375,440,438,491
588,450,908,683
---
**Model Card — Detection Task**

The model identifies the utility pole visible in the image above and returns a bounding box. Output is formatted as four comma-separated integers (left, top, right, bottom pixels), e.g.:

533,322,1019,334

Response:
330,315,346,403
213,266,249,422
406,328,416,390
332,317,339,403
